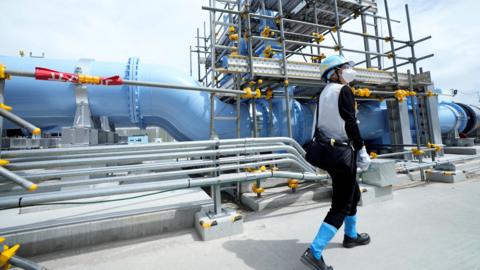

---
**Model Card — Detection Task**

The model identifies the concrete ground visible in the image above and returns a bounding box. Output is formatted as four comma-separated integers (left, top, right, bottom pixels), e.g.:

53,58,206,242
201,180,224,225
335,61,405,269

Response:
35,177,480,270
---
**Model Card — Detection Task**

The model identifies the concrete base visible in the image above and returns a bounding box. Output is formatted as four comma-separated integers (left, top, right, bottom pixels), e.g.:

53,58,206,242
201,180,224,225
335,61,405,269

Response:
241,182,332,211
426,170,466,183
0,188,212,257
362,159,399,187
359,184,393,206
195,209,243,241
444,146,480,155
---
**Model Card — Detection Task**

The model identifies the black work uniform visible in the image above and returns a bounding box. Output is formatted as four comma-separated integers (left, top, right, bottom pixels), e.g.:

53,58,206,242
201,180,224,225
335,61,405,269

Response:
316,83,364,229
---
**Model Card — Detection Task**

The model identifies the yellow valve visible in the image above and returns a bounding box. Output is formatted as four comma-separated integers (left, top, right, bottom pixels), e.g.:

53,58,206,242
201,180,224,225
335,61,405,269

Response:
0,104,12,111
78,74,101,85
0,64,11,80
254,88,261,99
261,26,272,38
387,52,395,59
312,32,325,43
288,179,299,189
263,45,273,58
411,148,425,156
241,87,253,99
252,183,265,194
0,243,19,269
370,152,378,159
265,88,273,100
0,160,9,166
229,33,239,41
427,142,442,153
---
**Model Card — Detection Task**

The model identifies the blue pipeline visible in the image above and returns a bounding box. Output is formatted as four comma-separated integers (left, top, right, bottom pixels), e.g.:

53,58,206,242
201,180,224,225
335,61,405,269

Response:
0,56,313,144
1,55,479,144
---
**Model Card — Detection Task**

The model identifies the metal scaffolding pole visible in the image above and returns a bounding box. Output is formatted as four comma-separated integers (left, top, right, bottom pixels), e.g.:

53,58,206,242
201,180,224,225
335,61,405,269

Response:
405,4,418,75
332,0,343,55
408,70,425,181
383,0,398,82
278,0,293,138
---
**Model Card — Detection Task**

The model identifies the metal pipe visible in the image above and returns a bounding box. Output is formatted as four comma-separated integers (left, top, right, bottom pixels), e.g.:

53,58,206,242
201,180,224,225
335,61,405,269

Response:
408,70,425,181
383,0,398,82
0,171,328,209
405,4,417,75
9,256,47,270
333,0,343,55
0,166,37,191
0,108,40,135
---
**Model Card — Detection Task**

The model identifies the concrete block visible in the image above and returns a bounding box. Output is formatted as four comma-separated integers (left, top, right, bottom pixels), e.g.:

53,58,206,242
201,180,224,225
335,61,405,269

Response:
426,170,466,183
444,146,480,155
195,209,243,241
362,159,398,187
359,184,393,206
1,188,212,257
241,182,332,212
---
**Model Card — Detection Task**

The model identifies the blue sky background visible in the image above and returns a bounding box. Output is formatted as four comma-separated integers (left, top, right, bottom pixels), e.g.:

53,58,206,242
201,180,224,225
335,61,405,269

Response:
1,0,478,104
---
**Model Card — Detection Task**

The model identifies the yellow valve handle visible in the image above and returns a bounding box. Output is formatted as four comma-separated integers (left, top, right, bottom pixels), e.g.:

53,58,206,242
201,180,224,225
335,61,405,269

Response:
252,184,265,194
0,64,11,80
370,152,378,159
0,104,12,111
0,244,19,268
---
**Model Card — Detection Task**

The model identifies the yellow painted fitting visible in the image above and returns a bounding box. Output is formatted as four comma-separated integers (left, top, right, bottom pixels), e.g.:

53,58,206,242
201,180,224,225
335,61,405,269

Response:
230,47,239,56
425,169,433,174
355,88,371,97
28,184,38,192
384,36,392,42
387,52,395,59
288,179,299,189
229,33,239,41
252,184,265,194
408,90,417,96
0,64,11,80
311,53,326,62
426,90,436,97
334,45,341,52
370,152,378,159
427,142,442,153
254,88,261,99
274,16,281,25
443,171,455,176
259,165,267,172
0,104,12,111
245,167,254,173
394,90,407,102
199,220,217,229
261,26,271,38
0,160,10,167
331,26,337,33
32,128,41,135
249,81,256,86
241,87,253,99
263,45,273,58
230,214,243,223
78,74,101,85
312,32,325,44
257,79,263,84
411,148,425,156
265,88,273,100
284,80,289,86
0,244,19,268
228,26,236,34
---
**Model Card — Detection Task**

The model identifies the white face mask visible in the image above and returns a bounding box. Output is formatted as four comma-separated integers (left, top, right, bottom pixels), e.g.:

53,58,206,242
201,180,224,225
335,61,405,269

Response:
341,68,357,83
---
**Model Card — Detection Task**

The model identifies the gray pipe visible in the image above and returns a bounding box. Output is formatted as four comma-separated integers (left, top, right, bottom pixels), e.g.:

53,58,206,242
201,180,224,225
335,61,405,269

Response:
0,108,40,135
0,166,37,191
0,171,327,209
7,145,309,171
9,256,48,270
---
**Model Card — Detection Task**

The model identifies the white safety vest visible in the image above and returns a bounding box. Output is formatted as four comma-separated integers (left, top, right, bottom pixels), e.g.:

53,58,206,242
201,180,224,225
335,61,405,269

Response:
315,83,348,141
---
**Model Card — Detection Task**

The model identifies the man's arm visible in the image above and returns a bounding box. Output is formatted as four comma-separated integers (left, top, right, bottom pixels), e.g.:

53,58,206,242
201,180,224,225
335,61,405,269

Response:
338,85,364,151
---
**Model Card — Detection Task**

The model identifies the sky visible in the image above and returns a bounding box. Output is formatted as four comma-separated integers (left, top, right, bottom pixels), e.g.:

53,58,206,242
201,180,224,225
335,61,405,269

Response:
1,0,479,104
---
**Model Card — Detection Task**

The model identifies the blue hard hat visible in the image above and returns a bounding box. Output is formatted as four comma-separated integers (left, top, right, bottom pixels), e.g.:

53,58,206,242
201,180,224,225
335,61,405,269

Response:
319,55,355,80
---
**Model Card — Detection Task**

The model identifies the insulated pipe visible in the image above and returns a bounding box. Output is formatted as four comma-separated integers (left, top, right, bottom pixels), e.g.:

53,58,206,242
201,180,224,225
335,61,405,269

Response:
9,256,47,270
0,171,328,209
0,108,41,135
0,166,37,191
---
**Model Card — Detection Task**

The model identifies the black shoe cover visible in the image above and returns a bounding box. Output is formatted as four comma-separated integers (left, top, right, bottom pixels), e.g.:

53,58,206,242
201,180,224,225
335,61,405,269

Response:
300,248,333,270
343,233,371,248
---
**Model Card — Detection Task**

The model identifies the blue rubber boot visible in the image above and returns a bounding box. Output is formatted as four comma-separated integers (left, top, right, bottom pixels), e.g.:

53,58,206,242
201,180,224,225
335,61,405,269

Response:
300,222,336,270
343,215,371,248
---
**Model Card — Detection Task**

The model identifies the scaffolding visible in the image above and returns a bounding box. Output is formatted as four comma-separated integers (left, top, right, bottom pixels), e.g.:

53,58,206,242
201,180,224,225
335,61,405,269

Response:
192,0,438,188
